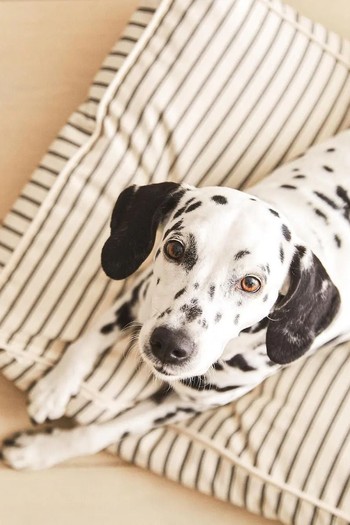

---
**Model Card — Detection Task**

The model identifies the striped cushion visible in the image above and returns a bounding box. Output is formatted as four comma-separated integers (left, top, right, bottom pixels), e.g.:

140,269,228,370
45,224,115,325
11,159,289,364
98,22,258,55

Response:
0,0,349,524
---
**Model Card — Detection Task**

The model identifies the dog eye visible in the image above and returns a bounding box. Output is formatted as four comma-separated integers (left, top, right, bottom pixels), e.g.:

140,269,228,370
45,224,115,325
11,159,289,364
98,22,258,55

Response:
164,240,185,261
240,275,261,293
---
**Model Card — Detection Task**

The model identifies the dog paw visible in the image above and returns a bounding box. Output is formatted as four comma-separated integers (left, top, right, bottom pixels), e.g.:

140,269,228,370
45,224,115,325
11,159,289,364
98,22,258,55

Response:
1,430,60,470
28,366,82,424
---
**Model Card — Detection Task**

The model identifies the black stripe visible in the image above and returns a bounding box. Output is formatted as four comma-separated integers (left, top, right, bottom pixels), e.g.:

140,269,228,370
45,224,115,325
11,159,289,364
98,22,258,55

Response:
124,0,225,188
19,194,41,207
10,208,33,221
92,81,110,89
310,419,350,523
66,121,93,136
158,1,267,182
76,109,97,122
292,383,350,523
47,149,69,161
100,66,118,73
329,475,350,525
120,35,138,44
268,36,344,169
270,351,338,514
225,26,326,189
146,428,169,469
128,21,147,29
0,0,176,317
57,135,81,148
37,164,60,175
109,50,128,58
0,0,187,336
335,99,350,133
180,13,292,187
29,179,51,191
1,224,22,237
0,241,13,252
128,1,240,181
257,352,333,511
137,6,156,14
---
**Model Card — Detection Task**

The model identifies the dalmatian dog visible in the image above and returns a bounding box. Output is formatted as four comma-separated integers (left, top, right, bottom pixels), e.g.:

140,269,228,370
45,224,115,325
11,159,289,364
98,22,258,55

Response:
2,138,350,470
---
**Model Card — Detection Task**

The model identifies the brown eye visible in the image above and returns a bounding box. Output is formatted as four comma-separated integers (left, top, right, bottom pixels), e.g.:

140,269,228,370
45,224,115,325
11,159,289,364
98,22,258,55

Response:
240,275,261,293
164,240,185,261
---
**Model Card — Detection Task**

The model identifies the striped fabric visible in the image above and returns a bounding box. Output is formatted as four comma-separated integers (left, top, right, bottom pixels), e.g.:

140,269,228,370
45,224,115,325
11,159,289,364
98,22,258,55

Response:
0,1,350,524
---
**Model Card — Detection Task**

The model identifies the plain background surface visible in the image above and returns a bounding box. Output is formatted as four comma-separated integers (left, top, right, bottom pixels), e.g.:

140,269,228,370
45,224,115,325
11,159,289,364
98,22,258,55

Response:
0,1,349,524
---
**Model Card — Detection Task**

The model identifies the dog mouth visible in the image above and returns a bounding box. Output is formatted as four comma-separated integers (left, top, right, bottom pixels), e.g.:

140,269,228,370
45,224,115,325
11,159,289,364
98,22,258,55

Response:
141,347,188,381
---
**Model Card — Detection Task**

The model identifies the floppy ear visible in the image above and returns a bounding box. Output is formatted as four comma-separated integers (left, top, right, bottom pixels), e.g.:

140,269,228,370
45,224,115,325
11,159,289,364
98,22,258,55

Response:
101,182,186,280
266,245,340,365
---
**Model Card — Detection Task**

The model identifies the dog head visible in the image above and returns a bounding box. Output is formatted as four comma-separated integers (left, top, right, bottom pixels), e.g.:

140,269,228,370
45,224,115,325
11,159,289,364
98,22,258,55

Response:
102,183,340,380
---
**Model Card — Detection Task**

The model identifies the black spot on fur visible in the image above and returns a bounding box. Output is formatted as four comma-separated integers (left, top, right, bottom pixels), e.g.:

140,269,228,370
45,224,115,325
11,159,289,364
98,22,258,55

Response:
194,282,199,289
314,191,338,210
334,234,342,248
234,314,240,325
336,186,350,222
208,284,215,299
212,361,224,371
201,319,208,329
175,288,186,299
282,224,291,242
263,294,268,302
293,174,306,179
323,165,334,172
185,197,195,206
314,208,328,223
269,209,280,217
215,312,222,323
234,250,250,260
163,220,183,239
280,184,297,190
292,168,300,172
225,354,256,372
266,263,270,274
280,246,285,263
185,201,202,213
180,301,202,322
182,233,198,272
296,245,307,258
211,195,228,205
154,407,196,425
158,307,172,319
100,323,115,335
326,148,335,152
180,376,239,393
156,278,160,285
173,205,187,219
151,385,172,404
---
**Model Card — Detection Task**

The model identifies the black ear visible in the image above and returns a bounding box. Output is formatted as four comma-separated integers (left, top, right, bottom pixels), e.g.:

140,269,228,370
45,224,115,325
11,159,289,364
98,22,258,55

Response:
266,246,340,365
101,182,186,280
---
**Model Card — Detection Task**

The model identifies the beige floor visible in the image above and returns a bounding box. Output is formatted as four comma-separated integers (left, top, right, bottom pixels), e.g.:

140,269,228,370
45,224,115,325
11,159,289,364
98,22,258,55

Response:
0,1,349,523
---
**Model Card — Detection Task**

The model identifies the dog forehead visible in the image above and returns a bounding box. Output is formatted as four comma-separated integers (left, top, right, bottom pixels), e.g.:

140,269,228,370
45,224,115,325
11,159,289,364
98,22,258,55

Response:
172,186,282,239
163,186,288,276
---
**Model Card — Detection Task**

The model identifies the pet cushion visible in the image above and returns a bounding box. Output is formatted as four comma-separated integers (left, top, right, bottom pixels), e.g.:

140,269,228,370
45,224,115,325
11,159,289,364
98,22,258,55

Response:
0,0,349,524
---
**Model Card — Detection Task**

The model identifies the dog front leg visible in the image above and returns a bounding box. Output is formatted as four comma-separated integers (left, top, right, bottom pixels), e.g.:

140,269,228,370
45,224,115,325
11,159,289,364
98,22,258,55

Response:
28,270,152,424
2,391,204,470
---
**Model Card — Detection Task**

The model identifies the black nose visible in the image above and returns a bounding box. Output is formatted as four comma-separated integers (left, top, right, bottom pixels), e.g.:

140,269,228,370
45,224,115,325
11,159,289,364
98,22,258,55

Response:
149,326,194,365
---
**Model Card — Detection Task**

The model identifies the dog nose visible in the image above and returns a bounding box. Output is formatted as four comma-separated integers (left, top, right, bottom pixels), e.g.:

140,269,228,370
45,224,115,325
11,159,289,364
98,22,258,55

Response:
149,326,194,365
